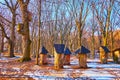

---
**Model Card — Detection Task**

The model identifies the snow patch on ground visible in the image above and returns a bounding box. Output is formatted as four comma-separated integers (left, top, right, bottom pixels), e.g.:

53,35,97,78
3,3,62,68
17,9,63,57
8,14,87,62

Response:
1,56,120,79
81,69,115,80
24,58,120,79
0,56,21,61
12,67,21,73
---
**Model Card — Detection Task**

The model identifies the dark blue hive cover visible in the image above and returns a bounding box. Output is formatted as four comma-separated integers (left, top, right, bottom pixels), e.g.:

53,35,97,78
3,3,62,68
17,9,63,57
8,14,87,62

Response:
64,47,72,55
54,44,65,54
101,46,110,53
40,46,48,54
75,46,90,54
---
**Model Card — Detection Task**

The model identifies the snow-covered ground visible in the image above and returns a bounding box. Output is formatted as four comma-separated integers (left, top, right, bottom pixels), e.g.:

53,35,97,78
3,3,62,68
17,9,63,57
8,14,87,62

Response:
0,56,120,80
24,57,120,80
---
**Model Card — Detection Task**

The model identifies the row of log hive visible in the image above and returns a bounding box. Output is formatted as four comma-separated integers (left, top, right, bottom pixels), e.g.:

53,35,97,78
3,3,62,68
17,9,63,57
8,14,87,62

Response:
40,46,120,70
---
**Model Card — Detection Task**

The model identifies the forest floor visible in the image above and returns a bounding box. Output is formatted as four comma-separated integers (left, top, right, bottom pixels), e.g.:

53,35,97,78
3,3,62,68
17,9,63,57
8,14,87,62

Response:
0,53,120,80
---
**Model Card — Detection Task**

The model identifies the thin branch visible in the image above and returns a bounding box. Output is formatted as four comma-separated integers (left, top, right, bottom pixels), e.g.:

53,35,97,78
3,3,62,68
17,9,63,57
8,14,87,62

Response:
0,15,12,24
25,0,30,5
0,1,6,5
4,0,12,11
15,1,18,10
0,23,10,40
10,0,14,8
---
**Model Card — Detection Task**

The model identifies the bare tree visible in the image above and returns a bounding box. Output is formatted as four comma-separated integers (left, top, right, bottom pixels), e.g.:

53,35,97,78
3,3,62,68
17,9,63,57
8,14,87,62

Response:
90,1,98,59
93,0,114,46
17,0,31,62
74,0,90,68
0,0,18,57
0,12,4,53
36,0,41,65
75,0,89,47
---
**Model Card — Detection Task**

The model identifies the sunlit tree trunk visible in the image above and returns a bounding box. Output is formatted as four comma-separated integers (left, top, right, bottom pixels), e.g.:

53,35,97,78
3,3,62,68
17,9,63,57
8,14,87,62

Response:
18,0,31,62
75,20,82,47
111,29,114,57
91,4,95,59
36,0,41,65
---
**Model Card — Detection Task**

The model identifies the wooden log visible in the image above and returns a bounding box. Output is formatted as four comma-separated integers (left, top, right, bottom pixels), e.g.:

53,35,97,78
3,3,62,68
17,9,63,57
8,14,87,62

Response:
54,51,61,70
64,55,70,65
40,54,44,65
78,54,87,68
40,54,48,65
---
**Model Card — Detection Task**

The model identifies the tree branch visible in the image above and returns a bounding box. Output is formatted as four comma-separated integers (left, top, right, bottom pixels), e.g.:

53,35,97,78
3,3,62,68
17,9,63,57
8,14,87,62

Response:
4,0,12,11
26,0,30,4
0,14,12,24
0,23,10,40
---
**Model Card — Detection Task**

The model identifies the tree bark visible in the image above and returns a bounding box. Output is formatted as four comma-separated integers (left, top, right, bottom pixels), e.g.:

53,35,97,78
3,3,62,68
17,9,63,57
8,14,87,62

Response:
8,39,15,57
0,31,4,52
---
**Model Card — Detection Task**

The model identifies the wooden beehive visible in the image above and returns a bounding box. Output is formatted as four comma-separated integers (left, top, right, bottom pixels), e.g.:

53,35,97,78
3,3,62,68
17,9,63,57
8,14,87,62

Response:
64,47,72,65
75,46,90,68
99,46,110,64
39,46,48,65
54,44,65,70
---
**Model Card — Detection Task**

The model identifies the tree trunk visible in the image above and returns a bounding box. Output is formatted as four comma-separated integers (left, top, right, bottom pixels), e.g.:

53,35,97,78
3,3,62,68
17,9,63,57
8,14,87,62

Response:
103,36,107,46
36,0,41,65
78,54,87,68
91,8,95,59
75,19,82,48
78,31,82,48
8,13,16,57
60,31,63,44
54,50,62,70
8,39,15,57
0,31,4,52
111,28,114,58
18,0,31,62
91,32,95,59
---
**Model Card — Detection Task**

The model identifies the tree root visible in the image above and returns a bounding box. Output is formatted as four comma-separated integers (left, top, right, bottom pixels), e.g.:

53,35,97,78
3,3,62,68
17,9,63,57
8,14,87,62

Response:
18,57,31,62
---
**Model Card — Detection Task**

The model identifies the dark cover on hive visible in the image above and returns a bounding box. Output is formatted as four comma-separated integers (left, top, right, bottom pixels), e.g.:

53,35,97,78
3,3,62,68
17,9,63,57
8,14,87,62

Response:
54,44,65,54
40,46,48,54
75,46,90,54
101,46,110,53
64,47,72,55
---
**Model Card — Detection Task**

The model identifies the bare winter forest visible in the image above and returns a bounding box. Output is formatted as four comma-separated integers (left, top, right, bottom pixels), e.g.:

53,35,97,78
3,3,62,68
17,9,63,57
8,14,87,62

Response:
0,0,120,80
